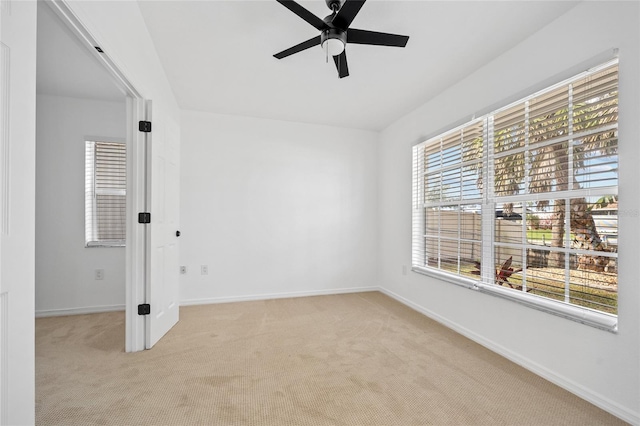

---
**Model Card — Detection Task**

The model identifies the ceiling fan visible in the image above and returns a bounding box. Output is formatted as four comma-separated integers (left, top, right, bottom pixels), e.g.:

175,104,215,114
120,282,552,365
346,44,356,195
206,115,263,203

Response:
273,0,409,78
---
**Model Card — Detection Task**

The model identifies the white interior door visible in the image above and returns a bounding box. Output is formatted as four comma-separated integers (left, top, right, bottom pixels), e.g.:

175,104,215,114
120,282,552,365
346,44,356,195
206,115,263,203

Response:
145,102,180,348
0,1,37,424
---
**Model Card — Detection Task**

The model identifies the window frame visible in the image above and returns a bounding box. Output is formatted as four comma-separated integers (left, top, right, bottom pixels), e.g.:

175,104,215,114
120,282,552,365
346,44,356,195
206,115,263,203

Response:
85,140,127,248
412,59,619,332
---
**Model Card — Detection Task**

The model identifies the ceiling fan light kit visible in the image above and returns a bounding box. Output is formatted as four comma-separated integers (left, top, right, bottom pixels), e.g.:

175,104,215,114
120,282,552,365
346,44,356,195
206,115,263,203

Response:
321,28,346,56
274,0,409,78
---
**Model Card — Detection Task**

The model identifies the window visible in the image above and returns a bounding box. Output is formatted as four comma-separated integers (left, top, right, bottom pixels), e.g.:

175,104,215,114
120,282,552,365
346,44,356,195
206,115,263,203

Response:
412,60,618,330
85,140,126,247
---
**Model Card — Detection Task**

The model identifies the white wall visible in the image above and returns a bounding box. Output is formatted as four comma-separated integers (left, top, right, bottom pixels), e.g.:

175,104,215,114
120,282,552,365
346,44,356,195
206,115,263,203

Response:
36,94,126,315
179,111,378,304
377,2,639,423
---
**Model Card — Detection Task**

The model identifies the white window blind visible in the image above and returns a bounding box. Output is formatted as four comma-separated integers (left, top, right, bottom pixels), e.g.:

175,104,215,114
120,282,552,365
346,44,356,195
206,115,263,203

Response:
412,120,484,281
85,141,126,247
412,60,619,331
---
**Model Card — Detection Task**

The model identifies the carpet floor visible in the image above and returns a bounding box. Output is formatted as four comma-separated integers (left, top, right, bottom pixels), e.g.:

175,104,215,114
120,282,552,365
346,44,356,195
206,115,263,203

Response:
35,292,626,425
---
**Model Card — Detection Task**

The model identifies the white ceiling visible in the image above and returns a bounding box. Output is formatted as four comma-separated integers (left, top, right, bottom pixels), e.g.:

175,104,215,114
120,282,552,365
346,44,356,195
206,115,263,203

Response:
36,1,580,131
137,0,579,131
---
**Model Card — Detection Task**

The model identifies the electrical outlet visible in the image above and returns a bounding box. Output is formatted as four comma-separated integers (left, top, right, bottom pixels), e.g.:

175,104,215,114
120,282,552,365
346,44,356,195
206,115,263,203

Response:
201,265,208,275
180,266,187,274
402,265,407,276
95,269,104,280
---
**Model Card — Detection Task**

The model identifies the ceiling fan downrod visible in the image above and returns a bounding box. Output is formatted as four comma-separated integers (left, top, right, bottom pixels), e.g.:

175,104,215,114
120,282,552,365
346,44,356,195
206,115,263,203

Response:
325,0,344,13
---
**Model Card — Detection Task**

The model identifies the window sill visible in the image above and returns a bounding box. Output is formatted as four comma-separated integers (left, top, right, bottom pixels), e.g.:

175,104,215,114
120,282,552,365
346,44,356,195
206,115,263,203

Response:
85,243,125,248
412,266,618,333
411,266,477,289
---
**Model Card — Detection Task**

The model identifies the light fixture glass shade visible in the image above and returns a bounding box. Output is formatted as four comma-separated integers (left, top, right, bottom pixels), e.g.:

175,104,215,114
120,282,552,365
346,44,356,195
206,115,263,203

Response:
322,38,345,57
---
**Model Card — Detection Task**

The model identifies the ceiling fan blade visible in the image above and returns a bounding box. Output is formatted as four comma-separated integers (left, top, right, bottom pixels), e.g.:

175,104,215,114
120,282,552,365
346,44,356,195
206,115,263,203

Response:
331,0,366,30
347,28,409,47
333,51,349,78
274,36,321,59
276,0,328,31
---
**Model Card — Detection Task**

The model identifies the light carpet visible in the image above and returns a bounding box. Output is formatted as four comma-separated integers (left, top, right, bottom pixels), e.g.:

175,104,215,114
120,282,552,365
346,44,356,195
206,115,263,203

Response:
35,292,626,425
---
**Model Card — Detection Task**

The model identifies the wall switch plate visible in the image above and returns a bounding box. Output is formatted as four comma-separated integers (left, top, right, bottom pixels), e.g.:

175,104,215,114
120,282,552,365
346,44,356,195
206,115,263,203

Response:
180,266,187,274
95,269,104,280
201,265,208,275
402,265,407,275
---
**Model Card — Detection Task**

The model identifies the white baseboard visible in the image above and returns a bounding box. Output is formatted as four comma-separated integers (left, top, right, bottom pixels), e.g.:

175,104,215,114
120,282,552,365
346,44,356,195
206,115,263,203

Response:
378,287,639,426
180,286,380,307
35,304,125,318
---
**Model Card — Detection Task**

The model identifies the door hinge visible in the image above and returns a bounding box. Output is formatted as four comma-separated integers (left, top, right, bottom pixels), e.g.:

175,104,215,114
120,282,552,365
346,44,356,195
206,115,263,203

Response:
138,304,151,315
138,212,151,224
139,121,152,133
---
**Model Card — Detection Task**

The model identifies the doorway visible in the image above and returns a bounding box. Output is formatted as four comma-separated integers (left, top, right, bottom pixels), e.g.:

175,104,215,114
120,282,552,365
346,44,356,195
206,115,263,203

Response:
35,0,127,317
34,0,147,352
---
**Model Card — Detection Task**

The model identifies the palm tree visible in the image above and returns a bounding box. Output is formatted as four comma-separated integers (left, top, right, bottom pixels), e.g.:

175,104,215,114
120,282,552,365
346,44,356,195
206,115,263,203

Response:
492,69,618,268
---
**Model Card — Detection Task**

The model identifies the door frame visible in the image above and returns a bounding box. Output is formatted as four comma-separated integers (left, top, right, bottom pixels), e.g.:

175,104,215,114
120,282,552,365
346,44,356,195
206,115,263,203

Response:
46,0,148,352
